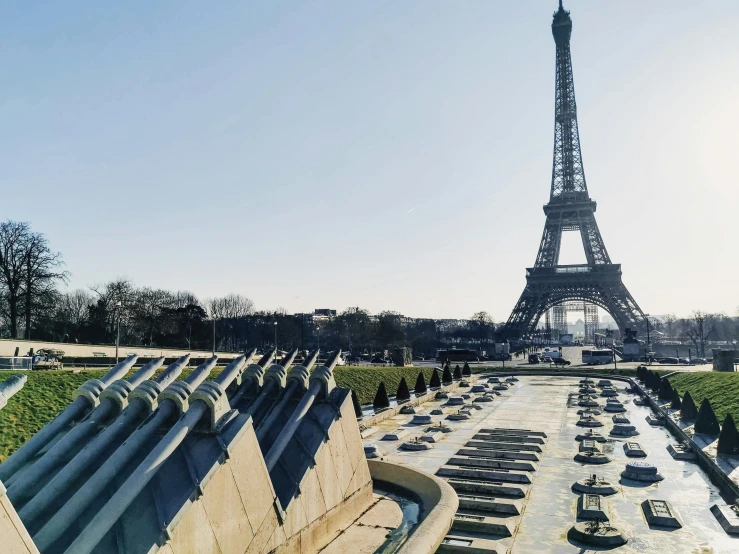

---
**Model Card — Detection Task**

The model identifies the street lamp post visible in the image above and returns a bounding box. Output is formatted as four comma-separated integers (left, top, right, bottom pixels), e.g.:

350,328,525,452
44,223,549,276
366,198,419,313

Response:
212,319,216,356
115,301,122,364
274,321,278,352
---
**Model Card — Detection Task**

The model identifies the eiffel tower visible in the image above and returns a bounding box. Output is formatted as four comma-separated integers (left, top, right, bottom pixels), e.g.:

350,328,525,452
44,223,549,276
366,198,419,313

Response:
503,1,645,339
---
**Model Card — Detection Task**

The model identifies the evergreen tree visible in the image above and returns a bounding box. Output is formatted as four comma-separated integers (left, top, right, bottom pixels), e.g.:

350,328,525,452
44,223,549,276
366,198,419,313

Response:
680,391,698,420
695,398,720,435
351,390,363,418
414,372,427,394
453,364,462,380
396,377,411,402
430,368,442,389
442,366,453,384
717,414,739,455
373,382,390,410
462,361,471,377
637,366,646,382
670,387,682,410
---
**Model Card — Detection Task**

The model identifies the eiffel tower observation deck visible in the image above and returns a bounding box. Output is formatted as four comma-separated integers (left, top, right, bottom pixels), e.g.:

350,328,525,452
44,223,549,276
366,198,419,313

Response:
503,1,645,339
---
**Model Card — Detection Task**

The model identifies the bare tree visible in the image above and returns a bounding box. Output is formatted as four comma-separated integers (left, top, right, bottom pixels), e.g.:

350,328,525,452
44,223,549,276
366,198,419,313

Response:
685,311,716,358
471,311,494,349
206,294,255,350
22,231,68,339
0,221,31,337
663,314,677,339
0,221,67,338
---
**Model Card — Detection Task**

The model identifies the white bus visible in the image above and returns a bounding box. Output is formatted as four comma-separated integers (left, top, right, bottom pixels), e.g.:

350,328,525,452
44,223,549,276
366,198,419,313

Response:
582,349,613,365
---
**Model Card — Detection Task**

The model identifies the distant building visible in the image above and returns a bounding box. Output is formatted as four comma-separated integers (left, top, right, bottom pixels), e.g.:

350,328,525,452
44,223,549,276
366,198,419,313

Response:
313,309,337,320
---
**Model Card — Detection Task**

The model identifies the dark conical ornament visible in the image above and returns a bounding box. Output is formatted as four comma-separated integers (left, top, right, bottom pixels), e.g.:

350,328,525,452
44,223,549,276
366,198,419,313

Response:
351,390,363,418
373,382,390,410
430,369,442,389
442,366,453,385
414,372,427,394
396,377,411,402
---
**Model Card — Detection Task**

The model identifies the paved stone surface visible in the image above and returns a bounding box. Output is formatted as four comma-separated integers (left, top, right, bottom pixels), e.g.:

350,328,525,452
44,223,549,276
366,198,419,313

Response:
376,375,739,552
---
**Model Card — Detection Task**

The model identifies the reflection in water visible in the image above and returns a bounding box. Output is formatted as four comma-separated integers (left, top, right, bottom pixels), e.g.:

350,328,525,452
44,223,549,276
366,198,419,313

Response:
374,492,421,554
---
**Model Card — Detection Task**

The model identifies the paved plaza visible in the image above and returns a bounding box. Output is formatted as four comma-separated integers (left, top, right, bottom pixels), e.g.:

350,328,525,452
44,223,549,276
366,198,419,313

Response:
365,375,738,553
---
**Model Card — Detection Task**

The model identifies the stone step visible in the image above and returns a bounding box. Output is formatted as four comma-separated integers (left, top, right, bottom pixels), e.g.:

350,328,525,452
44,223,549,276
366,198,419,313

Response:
478,428,547,438
445,478,527,499
437,531,501,554
472,433,545,445
452,510,514,536
456,448,540,462
457,494,522,515
466,440,542,452
448,456,537,473
436,465,532,484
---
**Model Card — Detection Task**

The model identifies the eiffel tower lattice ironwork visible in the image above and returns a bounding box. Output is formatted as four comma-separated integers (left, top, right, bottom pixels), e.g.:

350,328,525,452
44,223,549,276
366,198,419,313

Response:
503,2,645,338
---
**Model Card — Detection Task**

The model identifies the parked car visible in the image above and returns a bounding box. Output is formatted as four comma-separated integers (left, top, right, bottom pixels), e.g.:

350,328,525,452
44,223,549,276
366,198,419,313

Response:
528,354,540,364
690,357,708,365
552,357,571,366
659,357,679,364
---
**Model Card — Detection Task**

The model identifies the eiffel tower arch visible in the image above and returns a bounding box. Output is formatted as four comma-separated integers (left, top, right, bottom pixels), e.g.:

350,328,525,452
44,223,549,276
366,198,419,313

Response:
503,1,645,339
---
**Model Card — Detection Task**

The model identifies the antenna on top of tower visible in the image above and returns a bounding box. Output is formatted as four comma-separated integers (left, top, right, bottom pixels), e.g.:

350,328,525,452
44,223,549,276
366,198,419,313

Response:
559,0,564,9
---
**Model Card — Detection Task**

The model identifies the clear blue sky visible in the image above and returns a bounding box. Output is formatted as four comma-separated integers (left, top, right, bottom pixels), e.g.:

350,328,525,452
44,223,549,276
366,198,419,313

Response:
2,0,738,320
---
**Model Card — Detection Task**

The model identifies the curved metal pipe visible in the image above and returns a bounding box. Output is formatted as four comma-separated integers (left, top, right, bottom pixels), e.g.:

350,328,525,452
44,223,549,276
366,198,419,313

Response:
54,356,247,554
18,356,189,526
33,356,220,551
0,355,138,482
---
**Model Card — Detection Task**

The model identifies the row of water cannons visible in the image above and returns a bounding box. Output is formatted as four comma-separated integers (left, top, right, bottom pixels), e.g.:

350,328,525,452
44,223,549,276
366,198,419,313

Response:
0,348,343,554
358,363,474,415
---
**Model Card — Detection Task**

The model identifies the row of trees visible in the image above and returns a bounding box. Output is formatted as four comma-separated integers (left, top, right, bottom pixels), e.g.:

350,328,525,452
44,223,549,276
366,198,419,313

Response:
2,219,738,356
648,311,738,357
0,222,501,352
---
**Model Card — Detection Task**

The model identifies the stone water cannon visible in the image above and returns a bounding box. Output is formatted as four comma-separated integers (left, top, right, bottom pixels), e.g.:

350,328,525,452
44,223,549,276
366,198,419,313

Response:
0,354,138,484
240,348,300,420
0,374,26,411
17,355,191,528
263,350,342,471
254,349,321,442
225,348,271,399
55,354,250,554
6,356,167,505
31,355,223,552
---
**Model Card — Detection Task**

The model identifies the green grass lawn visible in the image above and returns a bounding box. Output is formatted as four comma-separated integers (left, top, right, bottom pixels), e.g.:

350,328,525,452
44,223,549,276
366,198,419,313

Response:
668,372,739,423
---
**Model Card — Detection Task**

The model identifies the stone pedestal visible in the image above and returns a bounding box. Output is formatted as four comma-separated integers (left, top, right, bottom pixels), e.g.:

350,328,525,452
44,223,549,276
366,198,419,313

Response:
577,494,609,520
642,499,682,528
712,349,736,372
710,504,739,535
